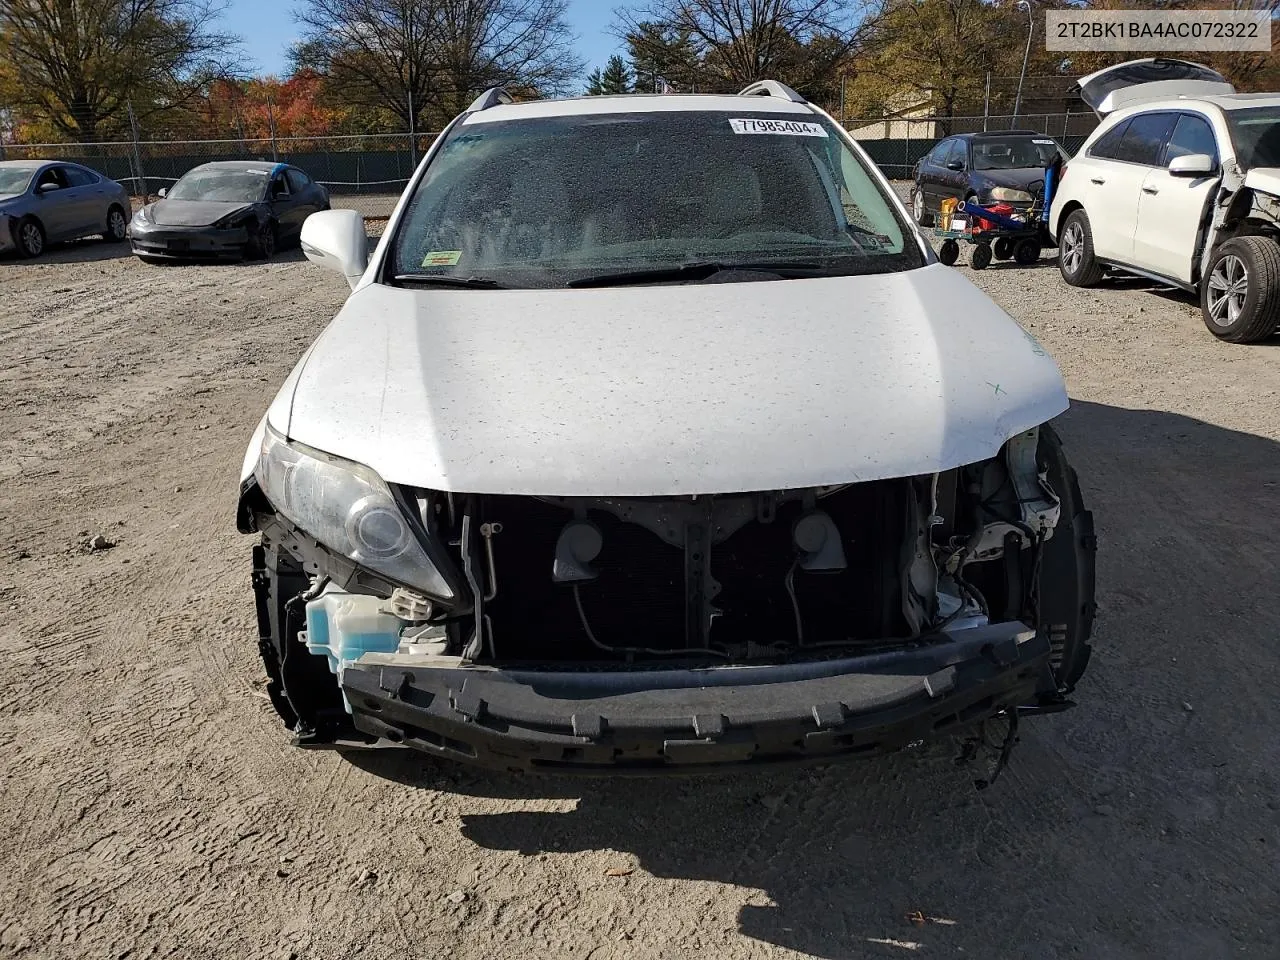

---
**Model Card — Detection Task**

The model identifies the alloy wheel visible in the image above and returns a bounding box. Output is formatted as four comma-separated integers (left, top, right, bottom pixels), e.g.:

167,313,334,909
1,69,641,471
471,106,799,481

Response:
1207,254,1249,327
1060,222,1083,275
108,209,127,239
21,222,43,256
913,190,924,223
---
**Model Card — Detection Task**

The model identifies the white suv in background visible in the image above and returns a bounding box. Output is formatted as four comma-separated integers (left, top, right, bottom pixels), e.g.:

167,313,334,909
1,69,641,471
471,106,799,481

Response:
1051,59,1280,343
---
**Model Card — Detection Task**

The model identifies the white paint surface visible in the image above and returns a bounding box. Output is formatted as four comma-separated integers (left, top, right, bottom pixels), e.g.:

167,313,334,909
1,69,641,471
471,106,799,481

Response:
269,265,1067,497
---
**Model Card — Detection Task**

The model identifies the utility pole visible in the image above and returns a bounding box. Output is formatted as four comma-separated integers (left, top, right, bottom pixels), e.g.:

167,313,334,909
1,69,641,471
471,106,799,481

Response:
982,72,991,132
406,11,418,170
266,94,279,162
1012,0,1034,128
127,101,146,201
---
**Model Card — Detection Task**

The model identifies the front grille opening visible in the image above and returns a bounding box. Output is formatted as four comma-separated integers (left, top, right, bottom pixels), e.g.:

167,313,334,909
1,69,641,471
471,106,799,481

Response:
474,481,913,665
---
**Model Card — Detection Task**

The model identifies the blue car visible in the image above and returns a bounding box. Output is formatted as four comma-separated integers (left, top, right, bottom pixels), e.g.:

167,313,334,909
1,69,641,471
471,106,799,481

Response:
0,160,132,258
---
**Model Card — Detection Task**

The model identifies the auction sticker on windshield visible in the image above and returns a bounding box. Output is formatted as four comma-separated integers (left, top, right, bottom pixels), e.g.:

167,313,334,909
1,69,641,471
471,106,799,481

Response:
729,118,828,137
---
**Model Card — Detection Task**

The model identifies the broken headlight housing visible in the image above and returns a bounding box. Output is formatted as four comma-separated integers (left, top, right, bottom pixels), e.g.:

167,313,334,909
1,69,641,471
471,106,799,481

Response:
256,424,453,600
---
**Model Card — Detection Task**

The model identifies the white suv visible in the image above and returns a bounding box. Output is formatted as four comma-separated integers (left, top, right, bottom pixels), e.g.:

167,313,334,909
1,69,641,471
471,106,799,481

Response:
1051,58,1280,343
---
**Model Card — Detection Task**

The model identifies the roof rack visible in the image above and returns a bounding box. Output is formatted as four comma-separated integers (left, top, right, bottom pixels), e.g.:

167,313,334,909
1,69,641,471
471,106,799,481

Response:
737,80,807,104
468,87,515,112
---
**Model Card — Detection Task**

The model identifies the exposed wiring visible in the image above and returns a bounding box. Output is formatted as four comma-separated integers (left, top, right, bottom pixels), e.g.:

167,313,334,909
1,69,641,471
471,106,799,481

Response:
784,561,804,647
572,584,730,660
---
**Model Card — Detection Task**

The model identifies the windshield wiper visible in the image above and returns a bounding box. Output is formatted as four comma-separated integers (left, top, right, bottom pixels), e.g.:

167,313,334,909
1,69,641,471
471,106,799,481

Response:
393,273,508,289
566,260,827,289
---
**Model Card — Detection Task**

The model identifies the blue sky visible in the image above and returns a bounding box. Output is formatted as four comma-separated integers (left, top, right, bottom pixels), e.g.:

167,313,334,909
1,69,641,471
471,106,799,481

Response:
223,0,621,81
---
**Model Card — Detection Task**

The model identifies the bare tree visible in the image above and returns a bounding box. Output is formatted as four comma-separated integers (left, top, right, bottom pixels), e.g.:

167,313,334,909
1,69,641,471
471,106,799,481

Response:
0,0,242,141
293,0,581,130
615,0,880,94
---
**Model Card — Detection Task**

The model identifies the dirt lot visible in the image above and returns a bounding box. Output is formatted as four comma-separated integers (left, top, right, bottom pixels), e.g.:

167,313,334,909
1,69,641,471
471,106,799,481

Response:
1,228,1278,960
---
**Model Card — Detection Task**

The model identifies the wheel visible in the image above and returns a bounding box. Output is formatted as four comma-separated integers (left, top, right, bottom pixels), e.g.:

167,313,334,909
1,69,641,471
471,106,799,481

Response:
993,237,1014,260
104,205,128,242
1200,236,1280,343
1036,424,1096,695
1058,209,1104,287
912,188,933,227
15,216,45,258
938,239,959,266
1014,238,1040,265
246,220,278,260
971,243,992,270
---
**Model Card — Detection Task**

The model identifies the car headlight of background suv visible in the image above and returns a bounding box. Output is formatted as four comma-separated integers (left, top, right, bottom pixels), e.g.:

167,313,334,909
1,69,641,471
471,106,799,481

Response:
987,187,1034,203
256,424,454,600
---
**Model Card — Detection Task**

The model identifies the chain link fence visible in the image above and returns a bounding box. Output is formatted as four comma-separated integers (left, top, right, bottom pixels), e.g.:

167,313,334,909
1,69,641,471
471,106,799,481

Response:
0,113,1098,217
0,133,443,220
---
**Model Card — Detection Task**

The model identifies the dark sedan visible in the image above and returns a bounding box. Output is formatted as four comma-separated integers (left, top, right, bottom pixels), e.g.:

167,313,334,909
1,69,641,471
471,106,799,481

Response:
128,160,329,262
910,131,1069,226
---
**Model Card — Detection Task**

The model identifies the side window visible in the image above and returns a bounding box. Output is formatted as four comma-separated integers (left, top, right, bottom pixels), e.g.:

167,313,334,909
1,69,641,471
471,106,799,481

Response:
63,166,100,187
1089,118,1132,160
271,172,290,197
34,167,67,190
1163,114,1218,165
1115,112,1177,166
946,140,968,169
285,169,311,192
926,139,952,164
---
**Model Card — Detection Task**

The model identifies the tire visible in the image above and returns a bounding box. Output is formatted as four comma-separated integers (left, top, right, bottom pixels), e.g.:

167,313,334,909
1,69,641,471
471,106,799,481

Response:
971,242,992,270
912,188,934,227
104,205,128,242
1200,236,1280,343
246,220,278,260
1014,238,1040,265
939,239,959,266
1036,424,1097,695
993,237,1014,260
15,216,45,258
1058,208,1104,287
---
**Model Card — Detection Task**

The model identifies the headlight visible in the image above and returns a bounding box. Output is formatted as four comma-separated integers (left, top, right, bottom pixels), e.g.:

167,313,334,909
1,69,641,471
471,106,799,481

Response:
256,424,454,599
214,211,251,229
133,205,151,225
988,187,1034,202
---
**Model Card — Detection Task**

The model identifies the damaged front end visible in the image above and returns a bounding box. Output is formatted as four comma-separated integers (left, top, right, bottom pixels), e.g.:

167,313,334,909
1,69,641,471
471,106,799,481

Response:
240,425,1094,775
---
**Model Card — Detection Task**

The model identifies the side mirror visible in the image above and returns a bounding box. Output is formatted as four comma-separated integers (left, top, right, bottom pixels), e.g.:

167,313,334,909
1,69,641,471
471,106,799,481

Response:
300,209,368,290
157,186,167,198
1168,153,1215,177
946,160,964,171
35,182,60,194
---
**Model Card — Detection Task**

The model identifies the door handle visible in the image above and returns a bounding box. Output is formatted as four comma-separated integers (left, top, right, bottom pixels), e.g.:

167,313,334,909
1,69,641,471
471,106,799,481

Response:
1142,185,1159,195
1090,177,1106,185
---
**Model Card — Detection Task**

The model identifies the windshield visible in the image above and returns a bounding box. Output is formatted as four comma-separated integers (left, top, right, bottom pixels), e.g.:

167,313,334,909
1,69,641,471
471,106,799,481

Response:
0,167,35,195
972,137,1064,170
168,168,269,203
389,110,922,288
1225,106,1280,171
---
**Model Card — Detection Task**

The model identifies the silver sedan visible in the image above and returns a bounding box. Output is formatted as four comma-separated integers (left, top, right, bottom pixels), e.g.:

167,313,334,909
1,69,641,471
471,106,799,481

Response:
0,160,132,258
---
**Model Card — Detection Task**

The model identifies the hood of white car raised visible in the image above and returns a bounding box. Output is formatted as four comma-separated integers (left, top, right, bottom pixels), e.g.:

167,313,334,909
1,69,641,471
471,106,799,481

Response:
281,265,1067,496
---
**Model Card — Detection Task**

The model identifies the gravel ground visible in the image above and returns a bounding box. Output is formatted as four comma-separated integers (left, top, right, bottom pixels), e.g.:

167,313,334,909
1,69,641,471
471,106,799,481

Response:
1,218,1279,960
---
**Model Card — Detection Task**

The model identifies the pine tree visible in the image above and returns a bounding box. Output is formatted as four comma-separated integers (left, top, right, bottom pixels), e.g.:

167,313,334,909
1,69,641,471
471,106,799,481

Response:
586,55,634,95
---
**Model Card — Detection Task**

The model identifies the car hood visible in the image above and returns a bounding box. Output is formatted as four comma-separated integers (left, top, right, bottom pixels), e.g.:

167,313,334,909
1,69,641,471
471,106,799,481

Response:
974,168,1045,190
281,265,1068,497
145,199,257,227
1243,168,1280,196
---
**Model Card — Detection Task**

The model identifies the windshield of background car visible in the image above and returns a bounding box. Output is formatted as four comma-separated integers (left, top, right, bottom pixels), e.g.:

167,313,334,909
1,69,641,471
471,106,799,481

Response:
972,137,1064,170
1225,106,1280,170
168,168,269,203
0,168,35,195
389,110,923,287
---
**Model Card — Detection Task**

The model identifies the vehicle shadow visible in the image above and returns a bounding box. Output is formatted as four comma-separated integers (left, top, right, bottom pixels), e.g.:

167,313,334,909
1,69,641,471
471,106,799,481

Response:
0,238,134,265
346,399,1280,959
